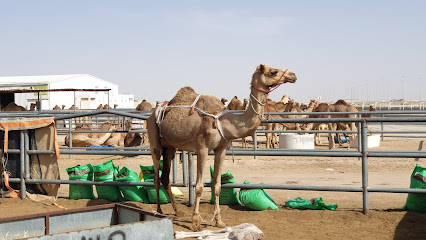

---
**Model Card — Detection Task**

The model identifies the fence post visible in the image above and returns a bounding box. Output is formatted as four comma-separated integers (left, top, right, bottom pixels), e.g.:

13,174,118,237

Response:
182,151,188,187
188,153,195,206
172,153,177,184
20,130,26,199
361,119,369,214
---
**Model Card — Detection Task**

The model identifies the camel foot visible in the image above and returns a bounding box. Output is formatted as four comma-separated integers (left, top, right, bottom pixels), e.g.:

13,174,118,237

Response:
156,207,163,215
215,220,226,228
175,210,185,217
191,214,201,232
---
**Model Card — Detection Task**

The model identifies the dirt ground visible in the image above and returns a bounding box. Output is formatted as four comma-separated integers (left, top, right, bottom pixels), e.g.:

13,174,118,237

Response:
1,128,426,239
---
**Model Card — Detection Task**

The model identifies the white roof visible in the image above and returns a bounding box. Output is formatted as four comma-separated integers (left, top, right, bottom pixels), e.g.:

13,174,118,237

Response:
0,74,117,87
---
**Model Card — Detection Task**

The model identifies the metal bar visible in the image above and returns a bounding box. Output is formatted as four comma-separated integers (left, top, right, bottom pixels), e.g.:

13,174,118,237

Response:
68,118,72,160
24,130,30,180
20,130,26,199
172,153,177,184
8,178,186,187
361,120,369,214
188,153,195,206
182,151,188,187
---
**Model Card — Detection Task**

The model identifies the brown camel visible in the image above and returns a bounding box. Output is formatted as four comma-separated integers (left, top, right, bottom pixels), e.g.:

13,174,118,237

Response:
97,104,103,109
226,96,249,147
265,99,318,148
136,100,153,111
227,96,244,110
123,120,147,147
2,102,27,111
242,98,249,110
65,122,116,147
103,104,112,110
114,104,118,109
53,105,61,110
147,64,297,231
30,103,37,111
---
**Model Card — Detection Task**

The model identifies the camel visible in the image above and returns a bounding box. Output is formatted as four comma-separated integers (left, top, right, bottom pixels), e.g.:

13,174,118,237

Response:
147,64,297,231
69,105,78,110
243,99,249,110
227,96,244,110
279,95,289,104
97,104,103,109
220,98,228,106
103,104,112,110
114,104,118,109
265,99,318,148
2,102,27,111
30,103,37,111
304,100,358,149
227,96,249,148
123,120,148,147
65,122,116,147
136,100,153,111
53,105,61,110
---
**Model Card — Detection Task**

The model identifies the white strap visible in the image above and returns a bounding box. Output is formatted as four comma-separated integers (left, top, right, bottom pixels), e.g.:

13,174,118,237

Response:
155,95,228,141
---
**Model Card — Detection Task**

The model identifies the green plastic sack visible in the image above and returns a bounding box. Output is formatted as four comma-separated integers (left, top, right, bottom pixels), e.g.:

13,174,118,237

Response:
115,166,149,203
285,197,338,210
93,160,123,202
139,163,170,204
403,164,426,213
139,161,163,181
66,164,95,200
209,166,239,205
239,181,278,210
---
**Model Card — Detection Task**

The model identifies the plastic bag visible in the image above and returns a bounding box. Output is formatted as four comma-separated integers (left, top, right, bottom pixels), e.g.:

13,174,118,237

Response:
139,163,170,204
93,160,123,202
115,166,149,203
209,166,239,205
403,164,426,213
239,181,278,210
66,163,95,200
285,197,338,210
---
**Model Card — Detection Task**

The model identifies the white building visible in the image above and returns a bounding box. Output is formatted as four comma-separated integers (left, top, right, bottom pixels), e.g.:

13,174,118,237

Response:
0,74,134,110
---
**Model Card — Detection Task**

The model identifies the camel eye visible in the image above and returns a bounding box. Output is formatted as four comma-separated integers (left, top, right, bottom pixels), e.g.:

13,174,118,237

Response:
270,71,278,76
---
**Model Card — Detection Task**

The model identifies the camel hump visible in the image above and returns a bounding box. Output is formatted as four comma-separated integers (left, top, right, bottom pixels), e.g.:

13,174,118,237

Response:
335,99,348,105
168,87,224,115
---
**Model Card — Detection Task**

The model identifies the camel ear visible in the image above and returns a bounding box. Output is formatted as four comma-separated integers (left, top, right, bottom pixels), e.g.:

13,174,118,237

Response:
257,64,265,73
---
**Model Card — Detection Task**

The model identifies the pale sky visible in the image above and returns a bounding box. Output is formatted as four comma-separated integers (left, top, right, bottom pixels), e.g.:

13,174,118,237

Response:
1,1,425,103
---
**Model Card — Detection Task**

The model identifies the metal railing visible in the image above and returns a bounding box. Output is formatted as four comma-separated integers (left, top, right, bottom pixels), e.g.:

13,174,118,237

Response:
2,109,426,215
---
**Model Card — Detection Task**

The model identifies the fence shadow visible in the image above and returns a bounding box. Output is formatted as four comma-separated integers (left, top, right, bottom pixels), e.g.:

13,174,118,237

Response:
394,211,426,239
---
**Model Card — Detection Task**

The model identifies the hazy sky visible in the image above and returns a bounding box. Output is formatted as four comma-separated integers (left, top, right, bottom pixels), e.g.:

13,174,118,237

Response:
1,1,425,103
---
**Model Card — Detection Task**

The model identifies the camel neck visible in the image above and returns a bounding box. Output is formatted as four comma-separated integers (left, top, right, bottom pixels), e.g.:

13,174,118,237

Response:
220,86,267,140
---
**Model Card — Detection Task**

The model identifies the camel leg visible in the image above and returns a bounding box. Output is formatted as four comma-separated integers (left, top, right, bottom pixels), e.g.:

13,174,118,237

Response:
266,123,273,149
328,122,335,149
161,147,185,217
191,147,209,231
242,137,247,148
212,146,227,228
272,123,279,148
152,147,163,214
147,114,164,214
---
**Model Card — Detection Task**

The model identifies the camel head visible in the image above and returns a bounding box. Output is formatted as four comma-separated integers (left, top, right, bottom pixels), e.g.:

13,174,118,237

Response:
252,64,297,92
220,98,228,105
62,105,66,110
369,105,377,111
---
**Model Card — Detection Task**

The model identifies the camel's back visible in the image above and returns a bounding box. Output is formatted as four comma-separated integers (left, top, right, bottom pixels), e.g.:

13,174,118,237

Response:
168,87,224,115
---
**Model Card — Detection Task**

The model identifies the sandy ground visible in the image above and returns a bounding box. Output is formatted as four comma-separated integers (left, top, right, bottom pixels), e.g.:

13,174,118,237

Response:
1,125,426,239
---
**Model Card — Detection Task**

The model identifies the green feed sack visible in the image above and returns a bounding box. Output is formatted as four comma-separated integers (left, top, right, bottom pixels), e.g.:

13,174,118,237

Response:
139,160,163,181
93,160,123,202
403,164,426,213
209,166,239,205
145,179,170,204
239,181,278,210
285,197,338,210
66,164,95,200
115,166,149,203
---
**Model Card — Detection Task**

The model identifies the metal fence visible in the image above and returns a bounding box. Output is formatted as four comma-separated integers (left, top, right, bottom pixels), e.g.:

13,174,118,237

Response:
2,109,426,215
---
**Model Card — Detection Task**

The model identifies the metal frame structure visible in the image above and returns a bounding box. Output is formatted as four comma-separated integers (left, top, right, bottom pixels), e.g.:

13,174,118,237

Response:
1,109,426,215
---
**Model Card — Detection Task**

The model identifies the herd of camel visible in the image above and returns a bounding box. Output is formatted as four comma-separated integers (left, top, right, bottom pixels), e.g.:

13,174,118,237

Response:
0,92,376,151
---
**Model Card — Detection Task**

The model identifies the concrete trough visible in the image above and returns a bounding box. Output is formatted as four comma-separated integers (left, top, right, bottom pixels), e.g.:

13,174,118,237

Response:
0,203,173,240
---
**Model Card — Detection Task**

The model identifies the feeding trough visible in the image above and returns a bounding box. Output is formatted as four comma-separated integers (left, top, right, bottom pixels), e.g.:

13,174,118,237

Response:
350,134,381,149
279,133,315,150
0,203,173,240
